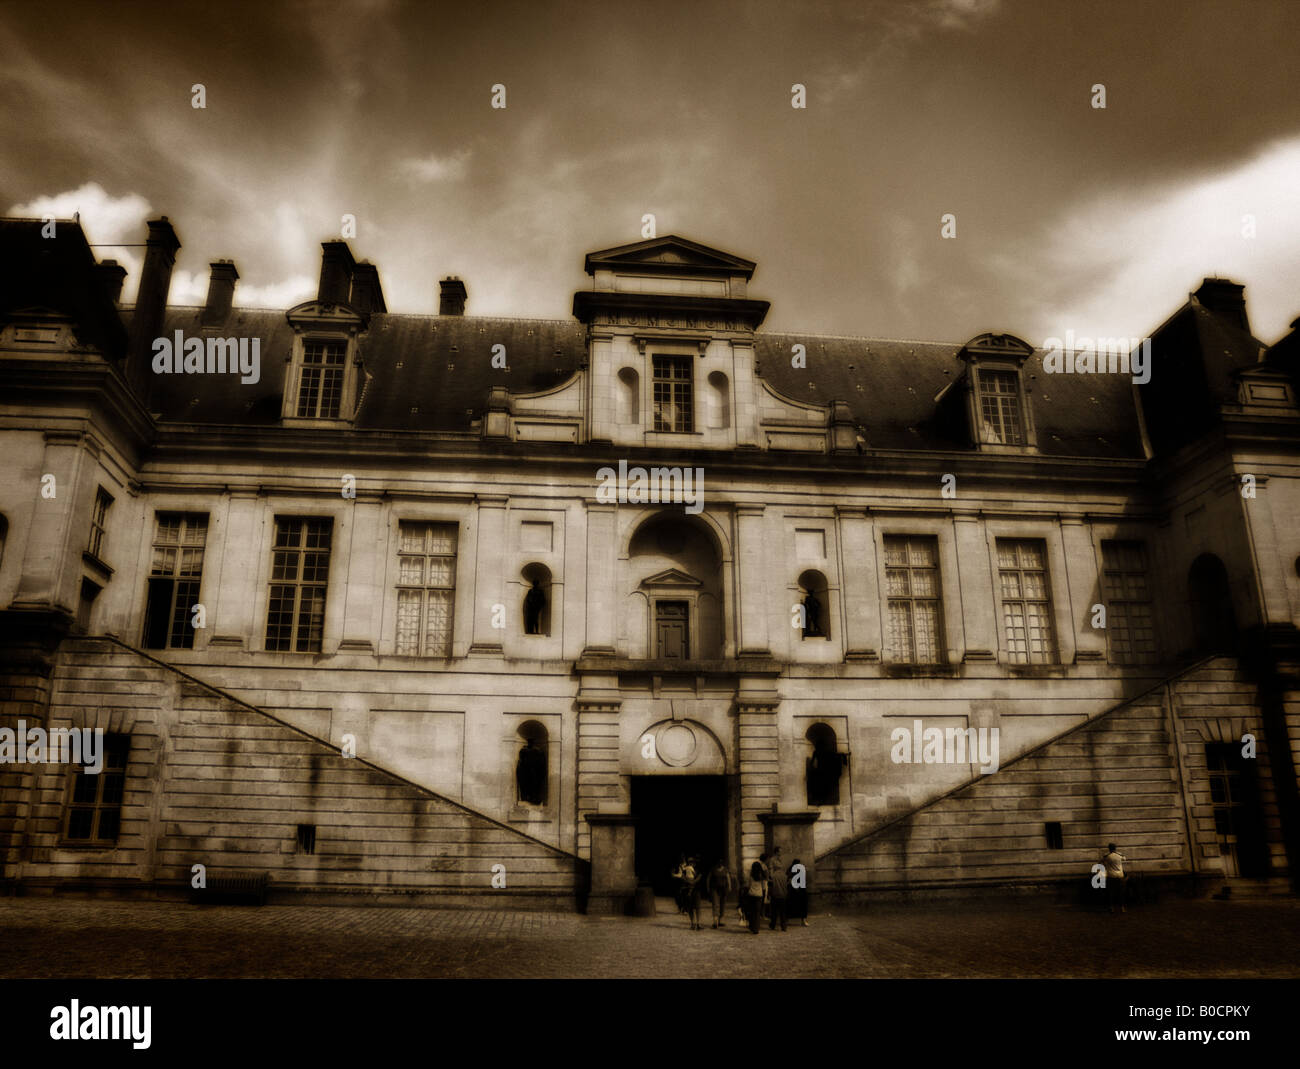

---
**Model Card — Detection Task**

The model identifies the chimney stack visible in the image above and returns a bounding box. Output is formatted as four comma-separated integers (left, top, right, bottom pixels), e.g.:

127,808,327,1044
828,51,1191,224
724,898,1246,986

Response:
318,241,356,305
201,260,239,325
439,276,467,316
96,259,127,305
127,216,181,401
349,261,387,316
1194,278,1251,335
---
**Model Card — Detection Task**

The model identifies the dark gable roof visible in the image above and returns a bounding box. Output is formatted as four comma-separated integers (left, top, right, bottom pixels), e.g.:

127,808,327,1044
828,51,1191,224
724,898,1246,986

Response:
0,218,128,360
137,305,1144,457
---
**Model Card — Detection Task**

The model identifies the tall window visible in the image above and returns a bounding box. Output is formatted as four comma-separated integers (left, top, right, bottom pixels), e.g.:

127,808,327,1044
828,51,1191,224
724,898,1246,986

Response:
64,734,130,843
997,538,1057,664
884,535,943,663
265,518,332,652
296,339,346,418
143,513,208,649
395,522,457,656
1101,540,1157,664
88,487,113,559
652,355,693,433
978,370,1024,445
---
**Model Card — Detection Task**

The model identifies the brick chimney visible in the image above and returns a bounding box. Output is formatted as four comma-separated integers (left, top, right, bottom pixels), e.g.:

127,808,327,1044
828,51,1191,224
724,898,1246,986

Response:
318,241,355,305
349,261,387,315
96,259,127,305
1194,278,1251,335
201,260,239,325
439,276,467,316
127,216,181,401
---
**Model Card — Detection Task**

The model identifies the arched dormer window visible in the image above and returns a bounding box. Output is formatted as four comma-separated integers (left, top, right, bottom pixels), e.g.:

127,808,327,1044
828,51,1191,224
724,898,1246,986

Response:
522,562,552,636
798,569,829,639
516,720,549,806
805,723,846,806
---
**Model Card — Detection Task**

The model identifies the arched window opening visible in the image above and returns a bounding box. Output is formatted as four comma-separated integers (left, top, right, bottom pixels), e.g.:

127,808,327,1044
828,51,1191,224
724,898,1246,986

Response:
617,367,640,427
805,723,846,806
798,570,828,639
522,563,552,636
707,371,730,430
516,720,549,806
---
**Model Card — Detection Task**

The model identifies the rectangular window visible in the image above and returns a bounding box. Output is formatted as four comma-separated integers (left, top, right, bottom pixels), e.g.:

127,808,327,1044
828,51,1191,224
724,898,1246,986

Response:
395,522,458,656
997,538,1057,664
978,370,1024,445
296,340,346,418
652,355,694,433
88,487,113,559
143,513,208,649
1045,821,1064,850
884,535,944,663
1101,540,1157,665
296,824,317,855
64,734,130,843
265,518,332,652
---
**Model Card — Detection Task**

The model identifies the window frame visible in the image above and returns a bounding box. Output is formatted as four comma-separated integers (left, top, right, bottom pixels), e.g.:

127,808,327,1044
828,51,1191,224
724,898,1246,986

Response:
264,516,333,653
295,337,348,419
976,368,1026,446
87,487,113,561
651,354,694,433
61,732,130,846
394,520,459,657
882,534,945,664
1100,539,1158,665
142,512,209,650
995,536,1059,665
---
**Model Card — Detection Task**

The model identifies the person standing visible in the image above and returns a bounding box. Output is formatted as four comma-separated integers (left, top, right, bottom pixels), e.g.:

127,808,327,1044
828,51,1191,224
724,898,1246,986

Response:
743,858,767,934
767,845,789,931
707,858,733,929
1102,843,1127,914
682,856,703,930
787,857,809,927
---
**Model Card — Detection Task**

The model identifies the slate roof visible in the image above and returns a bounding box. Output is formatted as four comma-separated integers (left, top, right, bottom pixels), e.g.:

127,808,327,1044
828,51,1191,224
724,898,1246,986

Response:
133,305,1146,457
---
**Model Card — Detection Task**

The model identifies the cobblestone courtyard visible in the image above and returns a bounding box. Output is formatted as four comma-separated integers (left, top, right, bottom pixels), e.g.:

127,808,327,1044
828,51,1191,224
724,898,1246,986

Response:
2,895,1299,979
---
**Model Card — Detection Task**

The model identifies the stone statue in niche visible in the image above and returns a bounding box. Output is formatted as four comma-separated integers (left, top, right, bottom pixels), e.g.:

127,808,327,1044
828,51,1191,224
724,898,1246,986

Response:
802,589,824,637
523,579,547,635
516,740,547,805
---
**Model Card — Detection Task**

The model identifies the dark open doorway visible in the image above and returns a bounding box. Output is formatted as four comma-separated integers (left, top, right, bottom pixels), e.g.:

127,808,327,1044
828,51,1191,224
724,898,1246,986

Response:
630,775,727,895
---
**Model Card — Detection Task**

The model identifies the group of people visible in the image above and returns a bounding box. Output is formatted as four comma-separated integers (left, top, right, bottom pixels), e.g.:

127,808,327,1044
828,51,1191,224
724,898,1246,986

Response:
671,846,809,933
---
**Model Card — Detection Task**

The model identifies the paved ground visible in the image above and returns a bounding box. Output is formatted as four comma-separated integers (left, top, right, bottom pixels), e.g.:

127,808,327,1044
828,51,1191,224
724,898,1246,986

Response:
1,895,1298,978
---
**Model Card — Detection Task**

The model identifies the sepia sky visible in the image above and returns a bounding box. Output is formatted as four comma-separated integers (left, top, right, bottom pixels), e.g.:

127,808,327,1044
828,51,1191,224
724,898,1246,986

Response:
3,0,1299,344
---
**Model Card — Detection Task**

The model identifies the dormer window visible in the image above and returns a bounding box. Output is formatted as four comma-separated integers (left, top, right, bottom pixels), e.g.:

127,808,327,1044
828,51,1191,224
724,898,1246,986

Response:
653,355,693,432
977,369,1024,445
296,339,346,418
957,334,1037,452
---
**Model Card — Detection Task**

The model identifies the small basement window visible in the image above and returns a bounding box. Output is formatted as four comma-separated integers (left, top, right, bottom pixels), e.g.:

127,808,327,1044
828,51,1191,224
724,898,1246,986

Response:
296,824,316,855
1045,821,1064,850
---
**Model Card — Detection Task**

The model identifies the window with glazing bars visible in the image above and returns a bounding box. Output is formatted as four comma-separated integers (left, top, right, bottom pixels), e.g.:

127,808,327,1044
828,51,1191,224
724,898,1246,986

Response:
265,518,331,652
652,355,693,432
978,369,1024,445
296,340,346,418
88,487,113,559
884,535,944,663
1101,540,1157,664
395,522,457,656
143,513,208,649
997,538,1057,663
63,734,130,843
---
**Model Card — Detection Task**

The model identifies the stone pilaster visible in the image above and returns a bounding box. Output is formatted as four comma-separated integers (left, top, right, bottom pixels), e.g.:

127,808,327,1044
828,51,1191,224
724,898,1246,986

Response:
1060,517,1105,662
836,507,880,661
339,498,383,653
736,682,780,864
12,431,93,613
207,491,262,650
953,514,997,662
469,495,507,655
583,502,617,656
575,679,623,860
735,504,770,656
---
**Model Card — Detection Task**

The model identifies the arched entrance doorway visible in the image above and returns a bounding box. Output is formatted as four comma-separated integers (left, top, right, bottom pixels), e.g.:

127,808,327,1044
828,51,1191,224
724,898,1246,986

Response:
1188,554,1238,654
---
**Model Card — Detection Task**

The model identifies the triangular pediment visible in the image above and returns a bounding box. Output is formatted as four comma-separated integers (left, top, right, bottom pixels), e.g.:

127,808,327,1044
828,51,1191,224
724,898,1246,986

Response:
639,567,703,589
586,235,756,278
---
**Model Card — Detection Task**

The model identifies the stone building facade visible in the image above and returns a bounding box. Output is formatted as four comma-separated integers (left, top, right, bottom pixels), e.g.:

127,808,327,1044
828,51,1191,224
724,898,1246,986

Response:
1,215,1298,909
